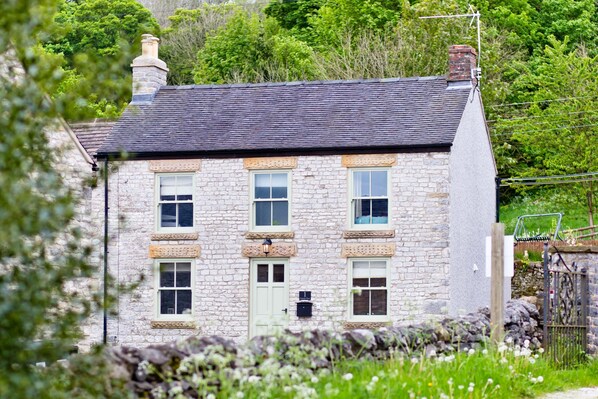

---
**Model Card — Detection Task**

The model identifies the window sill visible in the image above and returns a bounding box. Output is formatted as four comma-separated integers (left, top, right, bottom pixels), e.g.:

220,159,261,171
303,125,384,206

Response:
151,232,199,241
151,320,197,329
343,230,395,239
343,321,391,330
245,231,294,239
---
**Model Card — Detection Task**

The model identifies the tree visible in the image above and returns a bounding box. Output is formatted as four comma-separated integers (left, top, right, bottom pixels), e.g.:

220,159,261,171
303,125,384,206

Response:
0,0,127,396
193,9,319,84
494,38,598,224
161,4,240,85
43,0,159,119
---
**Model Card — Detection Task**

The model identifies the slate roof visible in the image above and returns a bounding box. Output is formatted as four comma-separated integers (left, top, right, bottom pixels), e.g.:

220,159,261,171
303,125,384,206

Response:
97,77,472,158
71,121,115,158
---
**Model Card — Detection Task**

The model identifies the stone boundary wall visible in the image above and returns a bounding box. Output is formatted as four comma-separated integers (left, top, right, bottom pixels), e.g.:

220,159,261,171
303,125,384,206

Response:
108,300,541,397
549,246,598,354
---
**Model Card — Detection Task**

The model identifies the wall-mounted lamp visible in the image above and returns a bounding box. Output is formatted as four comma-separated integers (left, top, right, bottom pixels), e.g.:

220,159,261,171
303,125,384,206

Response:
262,238,272,256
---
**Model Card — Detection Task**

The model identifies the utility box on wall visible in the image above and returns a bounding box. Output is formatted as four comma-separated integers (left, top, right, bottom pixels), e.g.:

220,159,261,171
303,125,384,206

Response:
297,291,313,318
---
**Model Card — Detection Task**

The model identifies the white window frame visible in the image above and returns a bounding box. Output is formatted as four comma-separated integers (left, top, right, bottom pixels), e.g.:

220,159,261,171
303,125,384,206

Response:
348,258,390,322
155,173,195,233
154,259,195,321
249,170,291,232
348,167,391,230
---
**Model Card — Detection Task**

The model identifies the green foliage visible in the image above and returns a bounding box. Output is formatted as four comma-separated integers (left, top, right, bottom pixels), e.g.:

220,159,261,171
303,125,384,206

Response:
43,0,159,119
194,10,319,84
0,0,123,396
494,38,598,223
161,4,240,85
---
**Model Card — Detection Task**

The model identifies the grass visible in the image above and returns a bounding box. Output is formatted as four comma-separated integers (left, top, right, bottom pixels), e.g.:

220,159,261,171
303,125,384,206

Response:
500,192,590,236
198,341,598,399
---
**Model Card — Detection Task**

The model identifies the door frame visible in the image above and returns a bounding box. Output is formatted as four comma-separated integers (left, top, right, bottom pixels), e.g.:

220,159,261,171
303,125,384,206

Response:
249,258,290,338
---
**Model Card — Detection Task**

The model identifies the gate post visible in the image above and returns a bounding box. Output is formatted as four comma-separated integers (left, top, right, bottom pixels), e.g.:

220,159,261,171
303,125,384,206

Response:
491,223,505,343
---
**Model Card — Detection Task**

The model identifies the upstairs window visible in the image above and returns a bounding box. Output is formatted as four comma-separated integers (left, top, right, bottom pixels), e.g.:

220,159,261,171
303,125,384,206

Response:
350,169,389,228
349,259,389,320
251,171,290,231
156,261,193,317
157,174,194,230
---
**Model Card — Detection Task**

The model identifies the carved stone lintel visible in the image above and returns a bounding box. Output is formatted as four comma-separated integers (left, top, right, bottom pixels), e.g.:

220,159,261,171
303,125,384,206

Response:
242,243,296,257
149,245,201,258
151,320,197,329
243,157,298,170
245,231,295,240
151,232,199,241
341,243,396,258
149,159,201,172
343,230,395,239
343,321,391,330
341,154,397,168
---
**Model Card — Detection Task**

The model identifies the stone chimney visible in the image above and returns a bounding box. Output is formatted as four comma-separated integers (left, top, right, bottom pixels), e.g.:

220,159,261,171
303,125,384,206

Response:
448,45,478,86
131,34,168,103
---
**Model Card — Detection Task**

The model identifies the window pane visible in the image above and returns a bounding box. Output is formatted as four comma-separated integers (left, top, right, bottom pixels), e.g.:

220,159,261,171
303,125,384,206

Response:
160,176,177,200
160,263,175,287
354,199,371,224
353,261,369,277
353,278,369,287
255,202,272,226
353,171,370,197
177,176,193,199
160,290,176,314
273,264,285,283
161,203,177,227
175,263,191,287
370,261,387,278
370,290,387,315
371,171,387,197
353,290,370,315
371,199,388,224
271,173,287,199
255,174,271,199
272,201,288,226
257,264,268,282
177,290,192,314
178,203,193,227
370,278,386,287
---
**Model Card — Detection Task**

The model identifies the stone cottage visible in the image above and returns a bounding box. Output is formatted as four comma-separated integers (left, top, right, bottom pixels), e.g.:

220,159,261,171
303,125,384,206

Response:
85,35,502,347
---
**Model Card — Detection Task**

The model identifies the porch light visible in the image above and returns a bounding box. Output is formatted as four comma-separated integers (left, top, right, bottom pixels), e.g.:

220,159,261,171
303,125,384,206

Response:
262,238,272,256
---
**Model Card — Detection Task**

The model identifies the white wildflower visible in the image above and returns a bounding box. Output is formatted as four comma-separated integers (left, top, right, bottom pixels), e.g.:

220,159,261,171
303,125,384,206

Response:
537,376,544,383
468,386,474,393
311,376,319,384
206,394,215,399
530,377,537,383
411,357,419,364
538,348,545,354
283,386,292,393
236,392,245,398
487,378,493,384
343,373,353,381
524,339,530,348
482,349,489,355
248,375,261,384
529,358,536,364
458,385,464,390
371,376,379,383
468,348,475,356
506,337,513,344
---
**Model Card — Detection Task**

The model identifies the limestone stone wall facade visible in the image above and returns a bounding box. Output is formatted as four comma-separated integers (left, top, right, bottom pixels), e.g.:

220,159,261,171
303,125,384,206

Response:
47,123,103,350
103,152,459,347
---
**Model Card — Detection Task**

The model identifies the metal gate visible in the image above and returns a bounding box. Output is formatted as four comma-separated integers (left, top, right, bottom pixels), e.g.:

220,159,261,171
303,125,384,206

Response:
543,244,589,367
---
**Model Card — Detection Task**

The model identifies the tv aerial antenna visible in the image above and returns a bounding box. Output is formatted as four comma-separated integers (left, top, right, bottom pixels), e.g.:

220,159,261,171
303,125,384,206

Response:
420,5,482,76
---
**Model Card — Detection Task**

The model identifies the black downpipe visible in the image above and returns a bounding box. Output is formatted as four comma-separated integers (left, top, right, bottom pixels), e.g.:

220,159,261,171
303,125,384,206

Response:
103,159,109,345
495,177,501,223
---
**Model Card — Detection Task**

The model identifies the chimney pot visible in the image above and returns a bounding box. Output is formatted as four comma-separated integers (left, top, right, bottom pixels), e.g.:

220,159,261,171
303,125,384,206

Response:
131,34,168,103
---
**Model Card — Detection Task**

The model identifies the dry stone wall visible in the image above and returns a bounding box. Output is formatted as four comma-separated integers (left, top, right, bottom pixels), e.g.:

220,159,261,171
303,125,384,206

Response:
106,299,542,397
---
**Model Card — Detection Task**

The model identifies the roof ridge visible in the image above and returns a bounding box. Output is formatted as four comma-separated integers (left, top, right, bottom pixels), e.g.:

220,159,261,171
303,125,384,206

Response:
161,76,446,91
